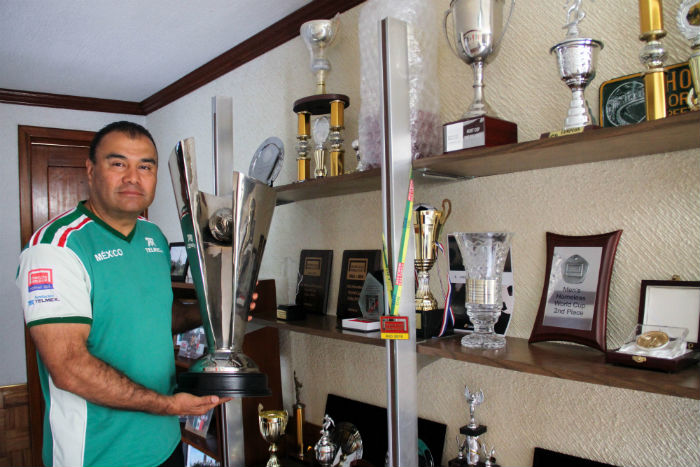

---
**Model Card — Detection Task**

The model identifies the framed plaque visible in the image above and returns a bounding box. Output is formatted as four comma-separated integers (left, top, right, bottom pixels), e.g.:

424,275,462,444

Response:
295,250,333,315
529,231,623,352
336,250,381,321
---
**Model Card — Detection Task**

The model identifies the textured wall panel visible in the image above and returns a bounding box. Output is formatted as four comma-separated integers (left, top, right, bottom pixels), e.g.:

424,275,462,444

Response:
145,1,700,465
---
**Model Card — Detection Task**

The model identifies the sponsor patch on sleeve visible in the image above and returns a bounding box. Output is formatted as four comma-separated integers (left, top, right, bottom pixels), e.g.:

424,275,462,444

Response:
28,268,54,292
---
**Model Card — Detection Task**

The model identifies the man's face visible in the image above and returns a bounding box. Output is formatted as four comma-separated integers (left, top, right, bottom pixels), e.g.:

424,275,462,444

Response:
86,131,158,220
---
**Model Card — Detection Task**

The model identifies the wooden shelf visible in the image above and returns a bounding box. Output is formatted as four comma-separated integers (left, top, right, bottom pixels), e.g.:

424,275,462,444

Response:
417,334,700,400
252,310,384,348
252,311,699,400
272,112,700,204
180,424,220,461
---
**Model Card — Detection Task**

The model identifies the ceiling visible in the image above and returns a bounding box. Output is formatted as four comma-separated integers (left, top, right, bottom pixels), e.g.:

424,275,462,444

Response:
0,0,312,103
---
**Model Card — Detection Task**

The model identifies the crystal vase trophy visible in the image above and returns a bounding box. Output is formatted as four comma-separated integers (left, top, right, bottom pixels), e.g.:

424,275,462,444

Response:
678,1,700,111
442,0,517,152
550,0,603,132
294,15,349,180
169,137,275,396
414,199,452,338
258,405,289,467
454,232,512,349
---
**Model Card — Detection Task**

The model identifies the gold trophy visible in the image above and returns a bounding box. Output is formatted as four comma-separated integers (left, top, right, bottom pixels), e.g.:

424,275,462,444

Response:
638,0,667,120
293,371,306,460
677,1,700,110
258,404,289,467
414,199,452,338
294,15,349,180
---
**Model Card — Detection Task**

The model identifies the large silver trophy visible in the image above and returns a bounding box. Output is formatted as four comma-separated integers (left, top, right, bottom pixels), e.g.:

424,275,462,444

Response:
444,0,515,118
551,1,603,130
169,137,276,396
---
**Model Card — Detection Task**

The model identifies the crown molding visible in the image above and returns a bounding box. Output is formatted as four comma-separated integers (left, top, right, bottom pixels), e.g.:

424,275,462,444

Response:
0,88,145,115
140,0,365,114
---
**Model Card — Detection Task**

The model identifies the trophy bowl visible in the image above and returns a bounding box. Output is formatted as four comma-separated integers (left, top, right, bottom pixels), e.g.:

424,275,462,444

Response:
258,407,289,467
453,232,513,349
551,37,603,130
300,15,340,95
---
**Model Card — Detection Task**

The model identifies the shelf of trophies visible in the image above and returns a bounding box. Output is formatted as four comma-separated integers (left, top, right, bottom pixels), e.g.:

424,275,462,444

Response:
252,309,700,401
274,111,700,205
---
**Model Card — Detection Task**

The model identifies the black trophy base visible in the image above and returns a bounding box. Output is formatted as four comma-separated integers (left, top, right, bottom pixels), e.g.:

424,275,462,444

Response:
460,424,487,437
176,371,271,397
276,304,306,321
416,308,453,339
448,460,498,467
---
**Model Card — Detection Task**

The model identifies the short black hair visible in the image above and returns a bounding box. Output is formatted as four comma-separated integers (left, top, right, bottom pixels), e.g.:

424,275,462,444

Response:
89,121,157,162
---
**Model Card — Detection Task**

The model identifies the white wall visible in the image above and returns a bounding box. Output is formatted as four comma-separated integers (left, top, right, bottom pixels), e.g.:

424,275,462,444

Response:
0,103,146,386
3,0,699,465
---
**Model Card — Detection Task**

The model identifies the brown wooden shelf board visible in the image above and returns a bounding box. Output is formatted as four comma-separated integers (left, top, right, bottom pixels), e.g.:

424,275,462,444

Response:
252,310,384,348
413,112,700,179
274,168,381,205
180,424,220,461
417,334,700,400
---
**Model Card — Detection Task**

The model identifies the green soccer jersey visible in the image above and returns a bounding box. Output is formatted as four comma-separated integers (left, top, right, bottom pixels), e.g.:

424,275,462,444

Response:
17,201,180,467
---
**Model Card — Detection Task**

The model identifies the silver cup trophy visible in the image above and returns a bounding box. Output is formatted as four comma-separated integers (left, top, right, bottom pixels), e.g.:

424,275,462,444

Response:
677,0,700,111
551,1,603,130
444,0,515,118
169,138,276,396
300,14,340,96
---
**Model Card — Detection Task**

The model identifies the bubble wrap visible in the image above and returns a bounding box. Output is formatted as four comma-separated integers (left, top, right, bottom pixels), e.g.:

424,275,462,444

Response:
357,0,441,169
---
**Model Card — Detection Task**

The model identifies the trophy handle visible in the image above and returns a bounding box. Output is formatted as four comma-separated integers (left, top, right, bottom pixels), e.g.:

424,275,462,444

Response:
689,88,699,111
440,199,452,224
443,7,463,60
493,0,516,53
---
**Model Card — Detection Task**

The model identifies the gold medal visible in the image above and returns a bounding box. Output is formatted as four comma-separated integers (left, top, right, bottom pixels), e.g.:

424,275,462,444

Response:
635,330,669,350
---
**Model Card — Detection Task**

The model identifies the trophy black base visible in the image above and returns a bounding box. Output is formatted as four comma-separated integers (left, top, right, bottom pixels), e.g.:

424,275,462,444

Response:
443,116,517,153
176,371,271,397
416,308,453,339
293,93,350,115
448,460,498,467
276,304,306,321
460,424,487,437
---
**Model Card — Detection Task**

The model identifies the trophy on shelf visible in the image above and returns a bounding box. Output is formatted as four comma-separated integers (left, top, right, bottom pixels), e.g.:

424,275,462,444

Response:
548,0,603,135
414,199,452,339
169,136,276,396
449,386,491,467
314,415,338,467
443,0,517,152
677,1,700,110
453,232,513,349
293,371,306,460
258,404,289,467
294,14,350,180
638,0,667,120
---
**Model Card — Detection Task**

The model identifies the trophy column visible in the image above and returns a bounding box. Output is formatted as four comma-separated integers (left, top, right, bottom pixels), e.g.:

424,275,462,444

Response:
638,0,667,120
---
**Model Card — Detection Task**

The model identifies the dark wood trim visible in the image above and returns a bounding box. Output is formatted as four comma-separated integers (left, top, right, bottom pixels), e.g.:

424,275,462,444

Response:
140,0,366,114
18,125,96,467
0,89,145,115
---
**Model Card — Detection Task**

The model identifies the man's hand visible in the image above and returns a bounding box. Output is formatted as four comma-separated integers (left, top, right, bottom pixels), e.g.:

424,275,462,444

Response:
168,393,231,416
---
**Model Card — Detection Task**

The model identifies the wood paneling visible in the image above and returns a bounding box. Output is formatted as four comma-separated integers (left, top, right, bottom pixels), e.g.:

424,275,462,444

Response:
0,384,32,467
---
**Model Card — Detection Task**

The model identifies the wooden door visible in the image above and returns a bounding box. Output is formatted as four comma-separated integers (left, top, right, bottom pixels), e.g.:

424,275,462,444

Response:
18,125,94,467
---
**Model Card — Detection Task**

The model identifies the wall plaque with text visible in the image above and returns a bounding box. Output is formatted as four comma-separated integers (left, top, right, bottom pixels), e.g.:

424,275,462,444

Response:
337,250,381,322
296,249,333,315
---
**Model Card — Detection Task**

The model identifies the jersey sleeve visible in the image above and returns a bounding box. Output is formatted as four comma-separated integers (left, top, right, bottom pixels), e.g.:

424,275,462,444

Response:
16,243,93,327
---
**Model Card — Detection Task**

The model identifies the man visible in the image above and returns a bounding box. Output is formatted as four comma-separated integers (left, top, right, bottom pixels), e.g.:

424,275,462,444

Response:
17,121,226,467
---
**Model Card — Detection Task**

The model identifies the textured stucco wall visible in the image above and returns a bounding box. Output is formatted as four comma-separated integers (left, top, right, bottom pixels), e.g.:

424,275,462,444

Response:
145,1,700,465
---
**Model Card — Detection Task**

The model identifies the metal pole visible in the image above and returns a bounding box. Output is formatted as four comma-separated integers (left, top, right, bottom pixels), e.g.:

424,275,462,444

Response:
220,399,245,467
379,17,418,467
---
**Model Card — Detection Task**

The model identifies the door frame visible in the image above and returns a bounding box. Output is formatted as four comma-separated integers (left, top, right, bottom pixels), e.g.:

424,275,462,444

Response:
18,125,95,466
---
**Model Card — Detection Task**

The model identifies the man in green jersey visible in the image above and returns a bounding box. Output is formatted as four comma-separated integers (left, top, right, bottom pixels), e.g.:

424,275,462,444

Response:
17,122,228,467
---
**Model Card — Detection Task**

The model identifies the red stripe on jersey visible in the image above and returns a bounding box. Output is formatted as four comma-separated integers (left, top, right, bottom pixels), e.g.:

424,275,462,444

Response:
31,209,76,246
57,217,91,247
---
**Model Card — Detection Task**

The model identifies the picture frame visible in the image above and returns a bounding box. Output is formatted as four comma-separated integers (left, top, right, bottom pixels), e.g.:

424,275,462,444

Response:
169,242,189,282
528,231,623,352
184,408,214,439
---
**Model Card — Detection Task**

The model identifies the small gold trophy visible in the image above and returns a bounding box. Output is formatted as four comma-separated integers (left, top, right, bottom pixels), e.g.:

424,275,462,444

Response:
414,199,452,338
638,0,667,120
294,15,349,180
258,404,289,467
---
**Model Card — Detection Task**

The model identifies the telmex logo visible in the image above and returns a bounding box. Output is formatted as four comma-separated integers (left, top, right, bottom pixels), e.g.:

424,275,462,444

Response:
94,249,124,262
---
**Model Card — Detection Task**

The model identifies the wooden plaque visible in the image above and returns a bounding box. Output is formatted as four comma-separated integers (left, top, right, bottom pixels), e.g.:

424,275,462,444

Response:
336,250,381,321
296,249,333,315
529,231,623,352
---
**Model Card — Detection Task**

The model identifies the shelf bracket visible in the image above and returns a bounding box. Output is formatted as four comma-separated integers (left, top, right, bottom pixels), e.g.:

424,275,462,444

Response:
415,167,472,181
